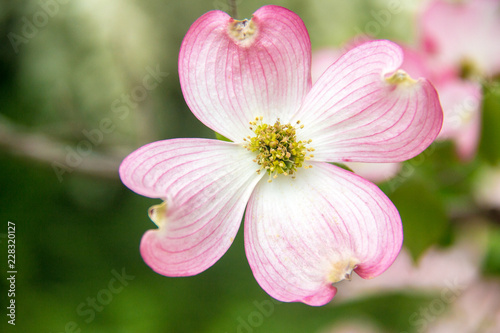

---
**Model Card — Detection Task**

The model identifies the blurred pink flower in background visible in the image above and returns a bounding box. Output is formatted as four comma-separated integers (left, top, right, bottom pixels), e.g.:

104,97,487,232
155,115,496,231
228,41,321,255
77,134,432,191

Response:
119,5,443,306
409,0,500,160
421,0,500,77
419,0,500,160
427,279,500,333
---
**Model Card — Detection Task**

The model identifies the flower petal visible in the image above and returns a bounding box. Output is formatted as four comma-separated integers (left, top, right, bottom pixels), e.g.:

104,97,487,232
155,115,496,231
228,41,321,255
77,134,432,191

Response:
179,5,312,142
119,139,262,276
293,40,443,163
244,162,402,305
311,48,344,83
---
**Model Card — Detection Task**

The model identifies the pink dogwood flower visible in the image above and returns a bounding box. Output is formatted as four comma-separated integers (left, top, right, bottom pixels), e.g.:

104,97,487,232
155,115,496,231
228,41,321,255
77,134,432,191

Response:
119,5,443,306
418,0,500,160
421,0,500,78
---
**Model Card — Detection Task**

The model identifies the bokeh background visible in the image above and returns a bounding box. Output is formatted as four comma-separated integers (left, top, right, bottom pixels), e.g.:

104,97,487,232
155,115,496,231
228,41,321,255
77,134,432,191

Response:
1,0,500,332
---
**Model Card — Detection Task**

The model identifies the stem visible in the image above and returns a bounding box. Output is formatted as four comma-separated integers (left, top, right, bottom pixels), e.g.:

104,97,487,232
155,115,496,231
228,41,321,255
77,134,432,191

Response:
229,0,238,19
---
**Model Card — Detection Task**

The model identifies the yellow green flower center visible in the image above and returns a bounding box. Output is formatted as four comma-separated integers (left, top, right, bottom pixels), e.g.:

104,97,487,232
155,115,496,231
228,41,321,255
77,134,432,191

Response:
243,117,314,182
385,69,417,86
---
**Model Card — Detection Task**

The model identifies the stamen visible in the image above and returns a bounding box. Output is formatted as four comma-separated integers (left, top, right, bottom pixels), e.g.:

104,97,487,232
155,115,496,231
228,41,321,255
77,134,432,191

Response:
243,118,314,179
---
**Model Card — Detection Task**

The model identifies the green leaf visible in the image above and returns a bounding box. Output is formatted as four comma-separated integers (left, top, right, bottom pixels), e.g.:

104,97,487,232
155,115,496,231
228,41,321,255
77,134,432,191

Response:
479,81,500,164
214,132,232,142
388,178,448,261
482,226,500,277
330,162,354,173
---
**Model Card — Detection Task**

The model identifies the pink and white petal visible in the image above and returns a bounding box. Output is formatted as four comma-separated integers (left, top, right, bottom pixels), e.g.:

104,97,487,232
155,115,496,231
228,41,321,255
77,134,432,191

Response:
179,5,311,142
311,37,380,84
244,162,402,305
312,43,435,85
345,161,401,183
119,138,263,276
436,79,482,161
293,40,443,163
311,48,344,84
421,0,500,76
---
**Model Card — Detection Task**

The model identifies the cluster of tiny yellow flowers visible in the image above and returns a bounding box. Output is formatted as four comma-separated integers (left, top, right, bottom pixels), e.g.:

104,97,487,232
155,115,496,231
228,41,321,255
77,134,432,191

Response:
243,117,314,182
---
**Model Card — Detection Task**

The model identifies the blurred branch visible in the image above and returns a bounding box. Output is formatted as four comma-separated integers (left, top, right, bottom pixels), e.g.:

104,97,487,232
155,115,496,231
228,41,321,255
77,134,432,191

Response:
487,209,500,225
450,207,500,225
0,115,122,180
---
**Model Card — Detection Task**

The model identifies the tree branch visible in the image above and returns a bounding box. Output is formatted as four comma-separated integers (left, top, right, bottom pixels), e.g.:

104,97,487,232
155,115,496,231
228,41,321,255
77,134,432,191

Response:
0,116,123,181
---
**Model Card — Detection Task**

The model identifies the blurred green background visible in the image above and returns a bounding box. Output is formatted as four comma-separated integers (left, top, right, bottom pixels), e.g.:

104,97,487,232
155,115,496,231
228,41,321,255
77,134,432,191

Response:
1,0,500,332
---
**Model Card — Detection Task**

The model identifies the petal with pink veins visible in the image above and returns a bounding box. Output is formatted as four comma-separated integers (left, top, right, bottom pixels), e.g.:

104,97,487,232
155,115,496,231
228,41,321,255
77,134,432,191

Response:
179,5,311,142
311,48,345,83
312,43,437,86
119,138,263,276
294,40,443,163
244,161,402,306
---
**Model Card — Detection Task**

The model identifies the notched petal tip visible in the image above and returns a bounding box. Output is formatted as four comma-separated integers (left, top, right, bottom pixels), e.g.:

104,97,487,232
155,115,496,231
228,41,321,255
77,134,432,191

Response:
148,201,167,228
327,258,359,284
228,18,258,46
385,69,418,86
